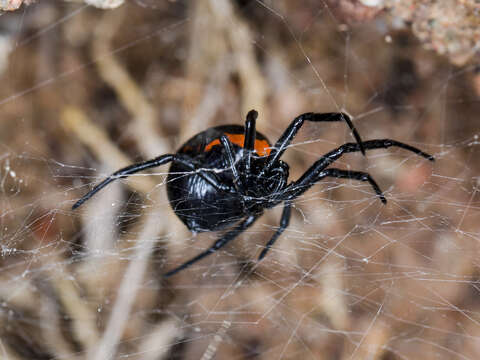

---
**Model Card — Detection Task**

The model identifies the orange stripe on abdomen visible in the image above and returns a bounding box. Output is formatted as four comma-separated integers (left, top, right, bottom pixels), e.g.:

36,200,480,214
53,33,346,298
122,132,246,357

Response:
205,133,271,156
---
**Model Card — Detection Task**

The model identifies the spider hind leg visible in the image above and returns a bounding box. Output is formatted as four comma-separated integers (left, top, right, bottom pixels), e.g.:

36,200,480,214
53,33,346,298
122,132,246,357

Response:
258,202,292,260
163,214,260,278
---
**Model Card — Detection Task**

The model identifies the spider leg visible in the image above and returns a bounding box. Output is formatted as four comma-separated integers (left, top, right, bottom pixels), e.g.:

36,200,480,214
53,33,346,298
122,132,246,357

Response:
164,214,260,277
72,154,175,209
172,155,234,193
242,109,258,174
258,202,291,260
261,112,365,177
284,139,434,201
297,168,386,203
220,135,242,191
73,153,237,210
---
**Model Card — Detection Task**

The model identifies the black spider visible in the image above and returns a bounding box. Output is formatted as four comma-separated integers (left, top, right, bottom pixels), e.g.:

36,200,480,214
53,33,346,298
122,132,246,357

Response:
72,110,434,277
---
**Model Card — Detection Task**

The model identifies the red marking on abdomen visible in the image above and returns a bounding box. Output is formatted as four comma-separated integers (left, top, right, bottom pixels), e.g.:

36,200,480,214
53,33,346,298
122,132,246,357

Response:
205,133,271,156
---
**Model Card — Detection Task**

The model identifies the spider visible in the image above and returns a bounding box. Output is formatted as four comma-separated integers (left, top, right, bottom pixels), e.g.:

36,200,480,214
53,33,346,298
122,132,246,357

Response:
72,110,434,277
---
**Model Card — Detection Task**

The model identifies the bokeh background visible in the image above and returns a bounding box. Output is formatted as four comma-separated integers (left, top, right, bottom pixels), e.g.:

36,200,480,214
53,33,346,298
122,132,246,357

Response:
1,1,480,359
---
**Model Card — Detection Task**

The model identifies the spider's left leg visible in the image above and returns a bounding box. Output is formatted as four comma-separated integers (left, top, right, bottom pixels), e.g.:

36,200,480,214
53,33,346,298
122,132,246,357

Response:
258,202,291,260
164,214,260,278
260,112,365,177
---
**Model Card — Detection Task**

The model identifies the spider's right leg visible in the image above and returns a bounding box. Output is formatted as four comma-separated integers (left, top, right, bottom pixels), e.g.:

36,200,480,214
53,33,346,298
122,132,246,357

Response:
164,214,260,277
72,154,175,209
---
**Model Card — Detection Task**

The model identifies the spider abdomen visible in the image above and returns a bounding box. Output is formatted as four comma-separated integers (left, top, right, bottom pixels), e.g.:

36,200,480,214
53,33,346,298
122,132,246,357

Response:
166,124,272,232
167,161,245,232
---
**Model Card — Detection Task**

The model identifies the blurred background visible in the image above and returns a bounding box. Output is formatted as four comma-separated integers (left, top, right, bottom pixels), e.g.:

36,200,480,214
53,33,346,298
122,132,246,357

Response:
0,0,479,359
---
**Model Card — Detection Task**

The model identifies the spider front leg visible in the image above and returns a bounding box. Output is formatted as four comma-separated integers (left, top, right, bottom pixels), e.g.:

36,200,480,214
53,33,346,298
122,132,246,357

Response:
220,110,258,192
284,139,434,201
242,109,258,174
164,214,261,278
260,112,365,177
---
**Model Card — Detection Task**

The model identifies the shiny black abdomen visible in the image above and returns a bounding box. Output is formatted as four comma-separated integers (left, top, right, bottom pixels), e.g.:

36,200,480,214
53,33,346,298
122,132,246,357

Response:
166,125,271,232
167,154,244,232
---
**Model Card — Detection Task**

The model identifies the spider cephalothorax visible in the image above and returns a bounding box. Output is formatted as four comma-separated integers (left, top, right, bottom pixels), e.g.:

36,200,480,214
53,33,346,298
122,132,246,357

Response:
72,109,434,277
245,158,289,200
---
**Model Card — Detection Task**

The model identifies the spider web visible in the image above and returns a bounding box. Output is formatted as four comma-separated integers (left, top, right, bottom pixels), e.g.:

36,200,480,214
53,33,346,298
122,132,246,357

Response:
1,1,480,359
